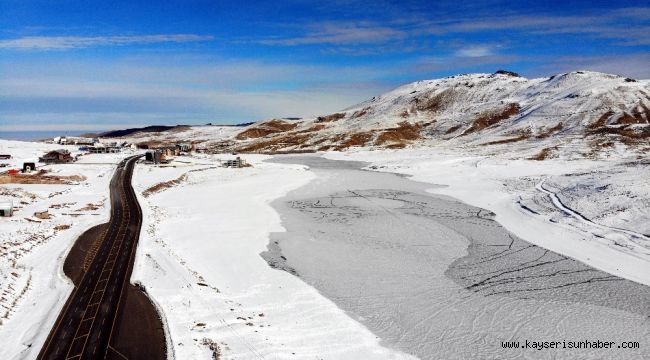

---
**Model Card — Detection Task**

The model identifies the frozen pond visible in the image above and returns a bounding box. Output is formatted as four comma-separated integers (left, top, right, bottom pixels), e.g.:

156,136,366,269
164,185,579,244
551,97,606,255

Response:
263,155,650,360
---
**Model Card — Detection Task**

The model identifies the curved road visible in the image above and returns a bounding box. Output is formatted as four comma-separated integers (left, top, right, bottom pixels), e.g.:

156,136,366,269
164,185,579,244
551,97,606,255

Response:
38,155,146,360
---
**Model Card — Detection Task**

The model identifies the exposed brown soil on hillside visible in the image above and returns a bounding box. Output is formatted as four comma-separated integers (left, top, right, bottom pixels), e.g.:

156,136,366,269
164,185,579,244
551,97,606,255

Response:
589,125,650,145
445,125,462,134
536,123,564,139
529,146,557,161
610,108,650,125
236,133,311,153
136,140,176,149
295,124,327,133
416,89,455,113
463,103,520,135
316,113,346,123
481,132,530,146
351,108,370,118
236,120,299,140
375,122,422,146
334,132,374,150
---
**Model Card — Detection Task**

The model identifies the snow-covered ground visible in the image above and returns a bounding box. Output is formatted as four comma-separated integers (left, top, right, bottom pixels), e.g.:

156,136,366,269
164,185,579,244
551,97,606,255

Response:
325,149,650,287
0,140,129,360
2,136,649,359
130,154,416,359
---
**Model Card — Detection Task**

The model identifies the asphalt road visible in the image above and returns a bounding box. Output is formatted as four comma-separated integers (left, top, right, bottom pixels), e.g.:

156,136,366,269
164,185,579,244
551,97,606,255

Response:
37,155,145,360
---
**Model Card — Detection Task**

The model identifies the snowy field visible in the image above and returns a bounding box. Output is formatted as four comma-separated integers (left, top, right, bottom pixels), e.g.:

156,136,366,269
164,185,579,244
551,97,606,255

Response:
130,154,416,359
1,138,649,359
0,140,128,359
326,149,650,287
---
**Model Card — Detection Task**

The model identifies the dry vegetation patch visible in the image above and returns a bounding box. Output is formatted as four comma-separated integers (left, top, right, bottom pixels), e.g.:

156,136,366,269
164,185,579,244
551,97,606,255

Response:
445,124,462,134
76,203,102,211
0,170,86,185
481,130,530,146
236,133,312,153
334,132,374,150
589,125,650,145
143,173,188,197
316,113,346,123
54,224,71,231
34,211,52,220
463,103,520,135
351,108,370,119
536,123,564,139
415,89,455,113
136,140,173,149
295,124,327,133
610,109,650,125
235,120,299,140
529,146,558,161
375,122,422,147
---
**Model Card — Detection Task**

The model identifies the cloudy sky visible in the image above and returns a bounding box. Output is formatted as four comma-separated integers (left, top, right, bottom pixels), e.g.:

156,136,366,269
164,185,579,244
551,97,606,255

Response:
1,0,649,131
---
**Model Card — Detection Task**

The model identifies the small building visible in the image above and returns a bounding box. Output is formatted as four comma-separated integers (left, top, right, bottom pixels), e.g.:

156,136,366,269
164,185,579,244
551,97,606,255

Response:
0,200,13,217
22,162,36,173
39,149,73,163
145,150,162,164
69,137,97,145
87,143,122,153
176,143,192,152
224,157,246,168
161,147,180,157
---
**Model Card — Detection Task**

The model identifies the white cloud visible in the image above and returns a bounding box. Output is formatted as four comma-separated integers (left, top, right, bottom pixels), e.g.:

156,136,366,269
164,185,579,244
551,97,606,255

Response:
258,22,406,46
538,53,650,80
0,56,396,130
455,45,494,57
0,34,214,50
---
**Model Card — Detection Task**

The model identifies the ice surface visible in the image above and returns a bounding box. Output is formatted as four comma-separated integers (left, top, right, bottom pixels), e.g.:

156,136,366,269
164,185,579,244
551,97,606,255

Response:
265,156,650,359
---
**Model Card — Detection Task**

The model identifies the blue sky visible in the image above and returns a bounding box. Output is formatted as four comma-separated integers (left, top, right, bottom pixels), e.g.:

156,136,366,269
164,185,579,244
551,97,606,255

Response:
1,0,649,131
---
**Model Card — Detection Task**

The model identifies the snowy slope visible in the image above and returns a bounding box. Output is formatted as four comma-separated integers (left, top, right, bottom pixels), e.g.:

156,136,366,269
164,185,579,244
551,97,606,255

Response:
224,71,649,157
100,70,649,158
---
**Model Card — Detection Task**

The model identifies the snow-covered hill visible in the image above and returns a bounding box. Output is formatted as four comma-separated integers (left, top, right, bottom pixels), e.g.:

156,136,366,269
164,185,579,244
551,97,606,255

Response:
104,70,649,160
220,70,649,158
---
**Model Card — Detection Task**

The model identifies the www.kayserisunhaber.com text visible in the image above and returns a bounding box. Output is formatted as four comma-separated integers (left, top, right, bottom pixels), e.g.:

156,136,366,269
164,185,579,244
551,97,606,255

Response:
501,340,640,350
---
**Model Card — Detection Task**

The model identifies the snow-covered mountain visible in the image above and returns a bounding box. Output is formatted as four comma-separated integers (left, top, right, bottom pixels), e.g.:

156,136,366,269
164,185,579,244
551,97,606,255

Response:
106,70,649,159
223,70,649,159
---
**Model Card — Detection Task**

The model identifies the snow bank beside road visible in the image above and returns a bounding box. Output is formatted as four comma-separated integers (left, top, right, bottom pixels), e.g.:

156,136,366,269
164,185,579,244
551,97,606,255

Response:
325,149,650,287
131,155,416,359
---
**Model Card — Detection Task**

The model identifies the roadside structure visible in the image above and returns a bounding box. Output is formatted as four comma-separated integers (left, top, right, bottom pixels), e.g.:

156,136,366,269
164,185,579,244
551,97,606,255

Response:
57,136,97,145
39,149,74,163
224,156,247,168
0,200,13,217
145,150,162,164
87,144,122,153
176,143,192,152
22,162,36,173
161,147,180,157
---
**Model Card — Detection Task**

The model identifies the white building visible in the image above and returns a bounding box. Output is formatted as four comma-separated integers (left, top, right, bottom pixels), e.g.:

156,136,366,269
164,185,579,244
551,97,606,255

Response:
0,200,13,217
